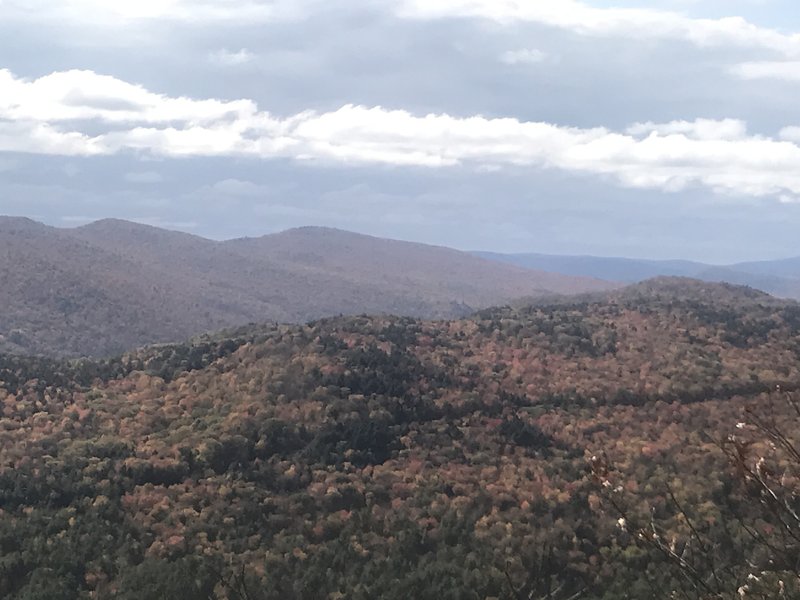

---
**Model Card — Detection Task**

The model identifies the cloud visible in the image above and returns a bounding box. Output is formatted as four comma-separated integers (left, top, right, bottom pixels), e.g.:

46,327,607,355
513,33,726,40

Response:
779,126,800,142
0,0,311,24
626,118,748,140
397,0,800,57
209,48,256,66
732,60,800,80
8,0,800,64
0,69,259,125
5,69,800,199
0,119,106,156
499,48,547,65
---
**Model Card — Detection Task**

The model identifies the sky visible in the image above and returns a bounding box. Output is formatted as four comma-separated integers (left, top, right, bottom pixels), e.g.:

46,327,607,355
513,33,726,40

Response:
2,0,800,263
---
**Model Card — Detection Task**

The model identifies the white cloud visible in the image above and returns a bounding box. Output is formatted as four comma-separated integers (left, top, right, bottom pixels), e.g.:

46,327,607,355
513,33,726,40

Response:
626,118,748,141
0,119,106,156
397,0,800,58
779,126,800,142
500,48,547,65
732,60,800,80
209,48,256,66
5,69,800,200
0,69,260,125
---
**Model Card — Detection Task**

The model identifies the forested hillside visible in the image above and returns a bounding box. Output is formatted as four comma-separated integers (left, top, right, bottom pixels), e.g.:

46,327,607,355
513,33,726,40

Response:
1,279,800,599
0,217,614,358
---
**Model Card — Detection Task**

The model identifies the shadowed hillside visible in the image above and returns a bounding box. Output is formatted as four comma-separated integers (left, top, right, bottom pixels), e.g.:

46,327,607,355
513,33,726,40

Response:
0,217,615,357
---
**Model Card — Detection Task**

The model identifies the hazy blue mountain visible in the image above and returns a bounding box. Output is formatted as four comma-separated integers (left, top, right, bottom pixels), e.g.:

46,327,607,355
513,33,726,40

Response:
731,257,800,279
473,252,707,283
474,251,800,300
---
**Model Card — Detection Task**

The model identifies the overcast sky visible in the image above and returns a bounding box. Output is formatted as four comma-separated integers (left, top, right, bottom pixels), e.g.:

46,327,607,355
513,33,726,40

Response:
2,0,800,262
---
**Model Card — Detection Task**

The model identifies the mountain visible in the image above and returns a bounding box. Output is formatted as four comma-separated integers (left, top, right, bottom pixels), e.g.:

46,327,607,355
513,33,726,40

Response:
224,226,611,305
0,217,615,357
2,279,799,598
732,256,800,279
475,250,800,299
474,251,708,282
0,217,209,358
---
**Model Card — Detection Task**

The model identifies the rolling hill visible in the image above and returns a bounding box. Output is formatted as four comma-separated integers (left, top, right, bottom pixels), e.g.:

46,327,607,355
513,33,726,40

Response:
2,279,800,598
0,217,615,357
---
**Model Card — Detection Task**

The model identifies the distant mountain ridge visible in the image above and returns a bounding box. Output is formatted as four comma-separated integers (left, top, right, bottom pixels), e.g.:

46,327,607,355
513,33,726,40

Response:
474,250,800,300
0,217,615,357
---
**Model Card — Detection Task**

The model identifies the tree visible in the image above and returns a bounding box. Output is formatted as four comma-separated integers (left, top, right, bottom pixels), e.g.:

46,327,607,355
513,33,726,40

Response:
593,387,800,599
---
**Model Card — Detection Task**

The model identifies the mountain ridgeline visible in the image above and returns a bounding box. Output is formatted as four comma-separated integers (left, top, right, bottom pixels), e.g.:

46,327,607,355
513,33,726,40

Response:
475,250,800,299
0,217,615,357
2,279,800,598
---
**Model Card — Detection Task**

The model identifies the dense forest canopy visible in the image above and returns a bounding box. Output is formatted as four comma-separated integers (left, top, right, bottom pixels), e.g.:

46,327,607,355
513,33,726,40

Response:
1,278,800,598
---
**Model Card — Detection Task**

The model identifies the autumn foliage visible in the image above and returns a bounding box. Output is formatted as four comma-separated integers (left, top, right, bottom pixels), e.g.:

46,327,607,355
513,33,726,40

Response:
1,279,799,598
